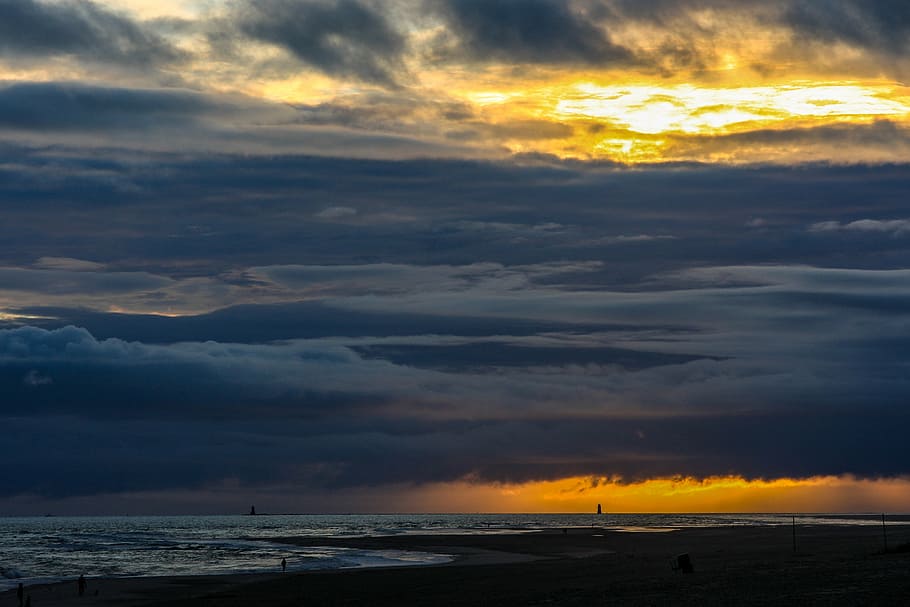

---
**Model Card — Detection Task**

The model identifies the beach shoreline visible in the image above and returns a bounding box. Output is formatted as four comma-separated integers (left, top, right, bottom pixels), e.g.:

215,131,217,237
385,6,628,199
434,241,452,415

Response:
5,525,910,606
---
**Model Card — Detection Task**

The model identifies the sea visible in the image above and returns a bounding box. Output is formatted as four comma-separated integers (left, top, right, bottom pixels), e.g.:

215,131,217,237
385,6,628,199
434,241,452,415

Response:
1,513,905,591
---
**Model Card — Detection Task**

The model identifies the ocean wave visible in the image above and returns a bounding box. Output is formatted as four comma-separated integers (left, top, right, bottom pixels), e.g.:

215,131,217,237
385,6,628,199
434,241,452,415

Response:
1,512,904,591
1,567,23,579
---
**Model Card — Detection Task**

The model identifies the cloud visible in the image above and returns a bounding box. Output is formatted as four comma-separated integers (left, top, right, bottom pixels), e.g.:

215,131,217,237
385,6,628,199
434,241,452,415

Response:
0,324,726,439
0,145,909,504
572,234,677,246
0,324,401,418
354,341,711,372
22,369,52,386
0,82,474,158
0,266,173,295
810,219,910,237
0,82,216,132
235,0,408,85
33,257,106,272
248,261,605,299
0,251,910,495
432,0,634,65
1,322,908,498
290,94,475,135
2,150,910,309
659,120,910,165
316,206,358,219
1,1,910,512
782,0,910,56
0,0,182,67
567,1,910,78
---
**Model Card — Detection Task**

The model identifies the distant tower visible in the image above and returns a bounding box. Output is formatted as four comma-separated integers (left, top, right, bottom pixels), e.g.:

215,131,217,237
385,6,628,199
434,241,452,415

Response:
597,503,602,514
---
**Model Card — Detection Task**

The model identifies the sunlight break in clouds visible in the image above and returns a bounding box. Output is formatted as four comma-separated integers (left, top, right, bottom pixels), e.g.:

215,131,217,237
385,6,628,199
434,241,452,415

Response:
557,82,910,147
3,1,910,164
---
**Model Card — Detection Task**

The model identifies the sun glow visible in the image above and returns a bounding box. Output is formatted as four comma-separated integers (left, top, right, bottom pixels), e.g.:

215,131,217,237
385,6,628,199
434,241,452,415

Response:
447,79,910,163
556,83,910,135
0,310,51,322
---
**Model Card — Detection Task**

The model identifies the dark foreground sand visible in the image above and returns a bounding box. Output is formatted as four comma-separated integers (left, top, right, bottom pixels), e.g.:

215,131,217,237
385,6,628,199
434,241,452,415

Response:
6,524,910,606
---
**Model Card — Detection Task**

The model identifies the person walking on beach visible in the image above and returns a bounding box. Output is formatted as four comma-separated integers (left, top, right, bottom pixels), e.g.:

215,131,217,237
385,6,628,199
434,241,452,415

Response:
78,574,87,596
281,557,287,572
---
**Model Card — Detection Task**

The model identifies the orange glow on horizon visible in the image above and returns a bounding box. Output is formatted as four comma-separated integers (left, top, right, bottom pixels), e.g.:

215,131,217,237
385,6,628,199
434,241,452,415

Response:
399,475,910,514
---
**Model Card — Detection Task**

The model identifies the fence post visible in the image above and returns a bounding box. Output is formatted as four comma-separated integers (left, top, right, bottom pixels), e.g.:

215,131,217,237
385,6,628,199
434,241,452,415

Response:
792,515,797,553
882,513,888,553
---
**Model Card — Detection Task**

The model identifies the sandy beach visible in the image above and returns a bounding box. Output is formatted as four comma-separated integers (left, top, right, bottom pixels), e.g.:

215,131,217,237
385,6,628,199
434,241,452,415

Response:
5,524,909,606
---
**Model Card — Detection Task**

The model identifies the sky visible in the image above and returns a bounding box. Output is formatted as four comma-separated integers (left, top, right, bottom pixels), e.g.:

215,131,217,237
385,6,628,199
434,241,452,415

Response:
2,0,910,515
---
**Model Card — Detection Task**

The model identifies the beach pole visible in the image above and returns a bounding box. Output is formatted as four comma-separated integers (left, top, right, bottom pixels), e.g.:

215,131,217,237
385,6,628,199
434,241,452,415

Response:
882,513,888,552
792,515,796,553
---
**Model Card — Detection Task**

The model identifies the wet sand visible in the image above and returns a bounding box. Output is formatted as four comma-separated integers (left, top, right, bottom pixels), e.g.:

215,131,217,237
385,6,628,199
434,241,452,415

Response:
6,524,910,606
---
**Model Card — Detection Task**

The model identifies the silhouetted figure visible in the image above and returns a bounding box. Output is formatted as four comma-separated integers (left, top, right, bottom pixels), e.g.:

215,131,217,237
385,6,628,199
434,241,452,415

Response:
676,553,694,574
17,582,23,607
249,505,256,516
597,503,602,514
281,557,287,572
78,574,87,596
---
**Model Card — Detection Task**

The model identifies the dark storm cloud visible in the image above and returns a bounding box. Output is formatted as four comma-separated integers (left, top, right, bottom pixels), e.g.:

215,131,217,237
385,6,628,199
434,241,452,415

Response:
2,146,910,503
1,322,909,497
13,302,604,344
782,0,910,55
6,410,910,499
543,0,910,79
3,255,910,498
2,148,910,279
353,342,712,371
0,82,220,132
0,325,397,422
7,408,910,498
0,94,469,158
236,0,407,85
0,82,419,157
607,0,910,58
0,266,171,294
0,0,181,66
432,0,634,65
2,3,910,513
603,0,769,21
